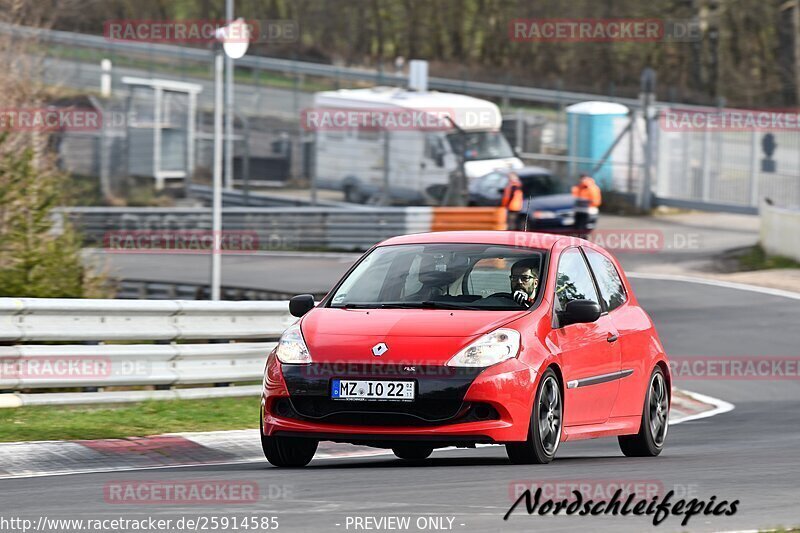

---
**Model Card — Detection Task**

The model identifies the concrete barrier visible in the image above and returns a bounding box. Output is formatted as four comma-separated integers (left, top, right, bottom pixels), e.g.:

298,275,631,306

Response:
760,202,800,262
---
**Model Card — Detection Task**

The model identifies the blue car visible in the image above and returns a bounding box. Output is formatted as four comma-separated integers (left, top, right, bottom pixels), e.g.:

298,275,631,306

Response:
468,166,598,233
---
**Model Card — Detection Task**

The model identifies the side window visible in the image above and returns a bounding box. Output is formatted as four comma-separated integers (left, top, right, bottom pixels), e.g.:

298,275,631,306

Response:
584,248,627,311
554,248,599,312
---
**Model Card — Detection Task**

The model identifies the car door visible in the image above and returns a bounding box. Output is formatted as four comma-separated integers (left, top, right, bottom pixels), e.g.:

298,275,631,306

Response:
546,247,622,425
583,247,642,419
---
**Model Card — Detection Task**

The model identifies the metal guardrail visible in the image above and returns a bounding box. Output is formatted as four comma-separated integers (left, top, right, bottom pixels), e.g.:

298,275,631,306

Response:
62,206,411,251
187,184,356,209
0,298,295,405
62,205,505,252
115,279,321,301
0,298,293,342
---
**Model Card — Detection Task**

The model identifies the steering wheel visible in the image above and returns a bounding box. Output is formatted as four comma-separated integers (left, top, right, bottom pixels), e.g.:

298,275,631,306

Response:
485,292,520,303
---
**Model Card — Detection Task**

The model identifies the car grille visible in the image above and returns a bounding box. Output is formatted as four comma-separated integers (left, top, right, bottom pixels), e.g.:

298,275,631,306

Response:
273,397,498,427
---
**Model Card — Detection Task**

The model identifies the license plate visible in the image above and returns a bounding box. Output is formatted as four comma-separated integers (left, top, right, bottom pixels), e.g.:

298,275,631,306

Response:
331,379,414,401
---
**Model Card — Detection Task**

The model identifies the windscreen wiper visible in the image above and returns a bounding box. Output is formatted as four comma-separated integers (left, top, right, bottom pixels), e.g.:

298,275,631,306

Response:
376,301,483,310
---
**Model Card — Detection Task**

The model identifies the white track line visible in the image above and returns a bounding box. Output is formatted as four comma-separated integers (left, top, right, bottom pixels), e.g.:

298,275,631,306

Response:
670,390,735,425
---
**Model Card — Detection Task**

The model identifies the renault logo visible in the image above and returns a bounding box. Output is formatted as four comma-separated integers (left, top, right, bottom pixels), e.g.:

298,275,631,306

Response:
372,343,388,357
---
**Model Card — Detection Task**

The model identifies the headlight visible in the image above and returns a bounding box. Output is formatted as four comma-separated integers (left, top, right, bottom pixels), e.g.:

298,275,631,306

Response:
275,324,311,364
533,210,556,219
446,328,521,368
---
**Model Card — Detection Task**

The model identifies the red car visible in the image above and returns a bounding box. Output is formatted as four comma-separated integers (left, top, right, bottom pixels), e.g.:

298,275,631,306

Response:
261,231,671,467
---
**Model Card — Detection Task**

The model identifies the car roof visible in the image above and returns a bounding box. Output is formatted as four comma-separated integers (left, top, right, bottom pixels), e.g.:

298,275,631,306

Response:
378,231,565,250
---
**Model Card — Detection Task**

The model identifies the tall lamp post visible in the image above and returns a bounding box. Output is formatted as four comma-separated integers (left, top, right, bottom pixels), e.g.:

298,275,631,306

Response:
212,18,250,300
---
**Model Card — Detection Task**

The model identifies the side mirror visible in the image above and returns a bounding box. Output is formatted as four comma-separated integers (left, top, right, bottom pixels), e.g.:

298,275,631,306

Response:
561,299,601,327
289,294,316,317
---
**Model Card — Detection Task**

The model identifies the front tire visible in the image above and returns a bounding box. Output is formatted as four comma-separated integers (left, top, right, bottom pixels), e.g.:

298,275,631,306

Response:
506,369,562,464
618,366,669,457
261,433,318,467
260,407,317,467
392,445,433,461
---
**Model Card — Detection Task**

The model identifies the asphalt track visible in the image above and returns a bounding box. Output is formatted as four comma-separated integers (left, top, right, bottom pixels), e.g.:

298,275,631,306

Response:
2,271,800,532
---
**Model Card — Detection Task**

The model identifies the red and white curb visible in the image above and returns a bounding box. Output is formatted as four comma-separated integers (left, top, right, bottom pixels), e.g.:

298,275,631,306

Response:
0,389,730,480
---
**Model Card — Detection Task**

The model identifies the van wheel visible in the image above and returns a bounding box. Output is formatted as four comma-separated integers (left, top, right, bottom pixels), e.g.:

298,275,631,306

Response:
344,185,364,204
618,367,669,457
506,368,562,464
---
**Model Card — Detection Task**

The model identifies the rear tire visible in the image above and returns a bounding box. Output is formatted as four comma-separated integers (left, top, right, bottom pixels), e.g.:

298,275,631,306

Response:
506,368,562,464
618,366,669,457
392,445,433,461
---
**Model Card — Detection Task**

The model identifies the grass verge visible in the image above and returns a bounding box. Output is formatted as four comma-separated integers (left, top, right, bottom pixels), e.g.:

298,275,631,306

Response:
737,245,800,271
0,396,260,442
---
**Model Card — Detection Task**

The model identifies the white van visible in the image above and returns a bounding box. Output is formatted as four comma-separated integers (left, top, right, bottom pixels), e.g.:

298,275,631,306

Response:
310,87,523,204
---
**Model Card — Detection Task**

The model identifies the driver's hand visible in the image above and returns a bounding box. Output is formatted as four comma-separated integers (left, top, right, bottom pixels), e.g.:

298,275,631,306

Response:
513,290,531,307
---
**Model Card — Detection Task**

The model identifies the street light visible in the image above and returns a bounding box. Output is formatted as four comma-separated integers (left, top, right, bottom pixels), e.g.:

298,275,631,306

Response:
211,18,250,300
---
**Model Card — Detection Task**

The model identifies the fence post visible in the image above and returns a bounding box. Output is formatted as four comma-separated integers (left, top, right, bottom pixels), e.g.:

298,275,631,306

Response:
749,130,759,206
701,129,711,202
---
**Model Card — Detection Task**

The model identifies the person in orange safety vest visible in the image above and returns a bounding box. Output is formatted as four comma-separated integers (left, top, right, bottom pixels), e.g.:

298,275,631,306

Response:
500,172,524,212
571,174,602,208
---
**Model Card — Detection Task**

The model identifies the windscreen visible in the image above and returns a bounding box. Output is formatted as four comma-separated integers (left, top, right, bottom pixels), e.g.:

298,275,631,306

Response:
329,243,545,311
446,131,516,161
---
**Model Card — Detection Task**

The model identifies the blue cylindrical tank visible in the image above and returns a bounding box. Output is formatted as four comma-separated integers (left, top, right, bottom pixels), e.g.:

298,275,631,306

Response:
566,101,629,190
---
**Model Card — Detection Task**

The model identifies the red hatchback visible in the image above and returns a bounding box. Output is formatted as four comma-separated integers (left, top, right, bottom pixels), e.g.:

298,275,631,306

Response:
261,231,671,467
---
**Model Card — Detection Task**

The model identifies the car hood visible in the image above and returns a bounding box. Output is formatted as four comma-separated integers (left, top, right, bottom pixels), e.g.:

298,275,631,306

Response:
464,157,523,179
299,307,527,364
524,193,576,211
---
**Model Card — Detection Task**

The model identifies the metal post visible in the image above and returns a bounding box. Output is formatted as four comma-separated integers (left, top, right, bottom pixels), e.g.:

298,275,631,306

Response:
749,130,759,206
639,68,656,211
701,129,711,202
627,110,635,194
153,86,163,190
382,129,390,204
98,100,111,201
212,51,224,301
310,131,318,205
224,0,235,190
187,91,197,188
242,114,250,206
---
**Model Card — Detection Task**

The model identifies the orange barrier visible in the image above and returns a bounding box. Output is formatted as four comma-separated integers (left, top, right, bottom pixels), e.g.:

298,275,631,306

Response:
431,207,508,232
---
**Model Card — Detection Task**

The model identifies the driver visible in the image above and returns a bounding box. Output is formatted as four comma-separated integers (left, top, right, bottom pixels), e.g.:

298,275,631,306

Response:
510,259,540,308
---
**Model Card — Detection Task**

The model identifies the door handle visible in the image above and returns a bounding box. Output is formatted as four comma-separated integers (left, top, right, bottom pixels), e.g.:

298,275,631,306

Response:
607,333,618,343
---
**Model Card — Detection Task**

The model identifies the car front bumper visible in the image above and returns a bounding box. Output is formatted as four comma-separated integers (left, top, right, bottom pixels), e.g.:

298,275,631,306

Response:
261,354,538,445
